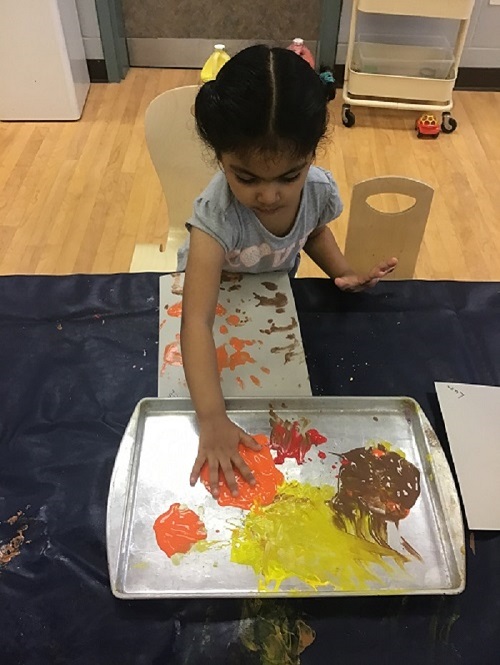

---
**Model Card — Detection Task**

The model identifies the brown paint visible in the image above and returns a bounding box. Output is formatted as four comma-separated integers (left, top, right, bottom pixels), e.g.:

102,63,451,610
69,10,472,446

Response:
253,292,288,309
270,334,300,363
261,281,278,291
260,317,298,335
0,525,28,566
330,444,421,554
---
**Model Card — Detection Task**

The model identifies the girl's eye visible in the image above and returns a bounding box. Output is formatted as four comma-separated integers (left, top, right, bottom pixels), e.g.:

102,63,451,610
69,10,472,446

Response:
236,175,257,185
281,173,301,183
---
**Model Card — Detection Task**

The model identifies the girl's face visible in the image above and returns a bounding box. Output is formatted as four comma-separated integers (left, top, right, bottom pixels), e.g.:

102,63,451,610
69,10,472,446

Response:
220,151,313,222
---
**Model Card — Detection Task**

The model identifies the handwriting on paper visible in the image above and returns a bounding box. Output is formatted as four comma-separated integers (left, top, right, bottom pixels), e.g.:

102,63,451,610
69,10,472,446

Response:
446,384,465,399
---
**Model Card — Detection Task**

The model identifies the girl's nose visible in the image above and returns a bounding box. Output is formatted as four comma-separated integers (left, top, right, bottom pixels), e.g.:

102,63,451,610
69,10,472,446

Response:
256,184,280,206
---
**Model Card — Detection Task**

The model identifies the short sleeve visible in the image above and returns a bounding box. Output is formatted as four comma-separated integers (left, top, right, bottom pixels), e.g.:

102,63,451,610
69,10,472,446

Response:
185,174,238,253
317,171,344,227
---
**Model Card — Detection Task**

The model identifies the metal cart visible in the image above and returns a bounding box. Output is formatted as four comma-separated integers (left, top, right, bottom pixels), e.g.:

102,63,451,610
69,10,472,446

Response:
342,0,475,133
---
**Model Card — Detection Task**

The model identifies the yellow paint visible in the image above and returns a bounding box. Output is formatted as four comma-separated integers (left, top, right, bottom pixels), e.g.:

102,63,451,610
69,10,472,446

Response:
231,481,408,592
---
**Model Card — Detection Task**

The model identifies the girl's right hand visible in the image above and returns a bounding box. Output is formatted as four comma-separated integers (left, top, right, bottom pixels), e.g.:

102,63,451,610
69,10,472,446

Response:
190,414,261,498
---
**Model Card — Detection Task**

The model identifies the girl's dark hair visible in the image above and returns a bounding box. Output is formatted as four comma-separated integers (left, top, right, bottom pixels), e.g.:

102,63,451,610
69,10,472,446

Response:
195,45,328,159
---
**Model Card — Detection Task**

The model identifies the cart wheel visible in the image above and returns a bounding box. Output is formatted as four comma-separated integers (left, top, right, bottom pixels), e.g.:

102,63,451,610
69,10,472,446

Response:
441,113,457,134
342,105,355,128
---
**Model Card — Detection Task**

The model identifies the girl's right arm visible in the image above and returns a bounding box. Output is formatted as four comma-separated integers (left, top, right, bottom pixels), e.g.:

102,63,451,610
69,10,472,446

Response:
181,228,260,498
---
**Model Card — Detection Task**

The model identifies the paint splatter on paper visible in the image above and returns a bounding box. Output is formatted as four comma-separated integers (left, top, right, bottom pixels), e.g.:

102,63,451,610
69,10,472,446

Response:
254,292,288,309
231,481,407,591
217,337,256,373
269,409,327,465
160,335,183,375
0,524,28,566
260,317,298,335
153,503,207,558
200,434,284,510
270,334,301,363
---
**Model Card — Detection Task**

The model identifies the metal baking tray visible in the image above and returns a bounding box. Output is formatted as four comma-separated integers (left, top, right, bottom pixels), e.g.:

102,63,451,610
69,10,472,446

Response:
107,397,465,599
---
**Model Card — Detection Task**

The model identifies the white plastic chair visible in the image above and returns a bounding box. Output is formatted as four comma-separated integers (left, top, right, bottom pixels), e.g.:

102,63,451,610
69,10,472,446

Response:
343,176,434,279
130,85,217,272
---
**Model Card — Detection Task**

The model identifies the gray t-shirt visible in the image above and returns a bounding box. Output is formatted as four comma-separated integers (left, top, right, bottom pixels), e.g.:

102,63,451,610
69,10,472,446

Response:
177,165,343,273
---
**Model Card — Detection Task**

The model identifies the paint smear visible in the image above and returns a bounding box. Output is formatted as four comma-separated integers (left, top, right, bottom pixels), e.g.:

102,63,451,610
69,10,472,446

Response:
270,334,300,363
260,317,298,335
261,281,278,291
217,337,256,373
200,434,284,510
261,367,270,374
250,375,261,387
253,292,288,309
166,301,226,318
171,273,184,295
153,503,207,558
330,443,421,555
221,272,242,291
227,315,241,326
236,377,245,389
159,319,167,330
0,525,28,566
318,451,327,460
220,324,228,334
166,301,183,318
231,481,407,591
240,598,315,665
160,334,183,375
269,409,327,465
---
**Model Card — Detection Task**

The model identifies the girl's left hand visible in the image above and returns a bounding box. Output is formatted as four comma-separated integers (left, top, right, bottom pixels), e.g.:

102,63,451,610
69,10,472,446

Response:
334,257,398,292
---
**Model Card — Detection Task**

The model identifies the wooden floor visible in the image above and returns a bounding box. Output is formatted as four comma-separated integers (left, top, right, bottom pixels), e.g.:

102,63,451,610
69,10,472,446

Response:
1,67,500,279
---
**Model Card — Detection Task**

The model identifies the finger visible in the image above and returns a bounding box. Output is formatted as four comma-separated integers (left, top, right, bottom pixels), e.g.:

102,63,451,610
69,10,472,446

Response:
232,454,256,486
190,455,206,486
220,460,239,496
334,276,355,291
240,431,261,452
208,458,220,497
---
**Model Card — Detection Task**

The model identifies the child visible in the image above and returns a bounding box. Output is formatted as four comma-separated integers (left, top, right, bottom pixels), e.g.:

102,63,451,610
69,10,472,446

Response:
178,45,397,499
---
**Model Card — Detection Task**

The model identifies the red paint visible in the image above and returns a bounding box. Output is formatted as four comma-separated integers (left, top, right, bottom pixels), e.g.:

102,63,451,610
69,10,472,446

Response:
160,335,183,375
153,503,207,558
220,325,228,335
216,337,256,373
250,375,261,387
200,434,284,509
318,451,327,460
340,458,350,467
166,301,183,317
270,413,328,465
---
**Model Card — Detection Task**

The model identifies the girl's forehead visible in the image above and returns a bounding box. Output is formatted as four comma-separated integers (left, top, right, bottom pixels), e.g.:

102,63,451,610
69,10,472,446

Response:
222,150,312,177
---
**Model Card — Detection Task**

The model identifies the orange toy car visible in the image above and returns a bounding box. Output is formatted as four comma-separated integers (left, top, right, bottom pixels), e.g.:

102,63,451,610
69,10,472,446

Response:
416,114,441,139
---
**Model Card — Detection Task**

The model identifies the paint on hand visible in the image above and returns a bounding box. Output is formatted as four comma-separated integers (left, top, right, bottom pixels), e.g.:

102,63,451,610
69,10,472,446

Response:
153,503,207,558
253,292,288,309
217,337,256,373
269,409,327,465
330,443,421,555
231,481,407,591
240,598,316,665
160,334,183,375
260,317,298,335
200,434,284,510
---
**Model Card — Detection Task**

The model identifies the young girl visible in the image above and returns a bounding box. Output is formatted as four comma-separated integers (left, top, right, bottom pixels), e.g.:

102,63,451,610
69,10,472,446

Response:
178,45,397,499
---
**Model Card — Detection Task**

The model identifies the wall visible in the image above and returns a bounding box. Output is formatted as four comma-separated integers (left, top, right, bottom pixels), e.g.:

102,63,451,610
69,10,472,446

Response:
76,0,103,59
336,0,500,68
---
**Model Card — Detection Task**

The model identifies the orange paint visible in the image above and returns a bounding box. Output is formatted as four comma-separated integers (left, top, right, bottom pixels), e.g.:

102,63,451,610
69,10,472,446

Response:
160,334,183,375
226,314,240,326
216,337,256,373
261,366,270,375
250,375,261,386
220,325,228,335
166,301,183,317
200,434,284,510
236,377,245,389
215,303,227,317
153,503,207,558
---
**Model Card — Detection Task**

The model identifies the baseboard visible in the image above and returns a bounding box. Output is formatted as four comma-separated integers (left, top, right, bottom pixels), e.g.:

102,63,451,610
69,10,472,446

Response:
87,59,108,83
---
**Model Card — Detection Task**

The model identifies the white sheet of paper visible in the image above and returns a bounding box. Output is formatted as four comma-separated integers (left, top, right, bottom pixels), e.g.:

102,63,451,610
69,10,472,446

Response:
158,272,312,399
435,382,500,530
